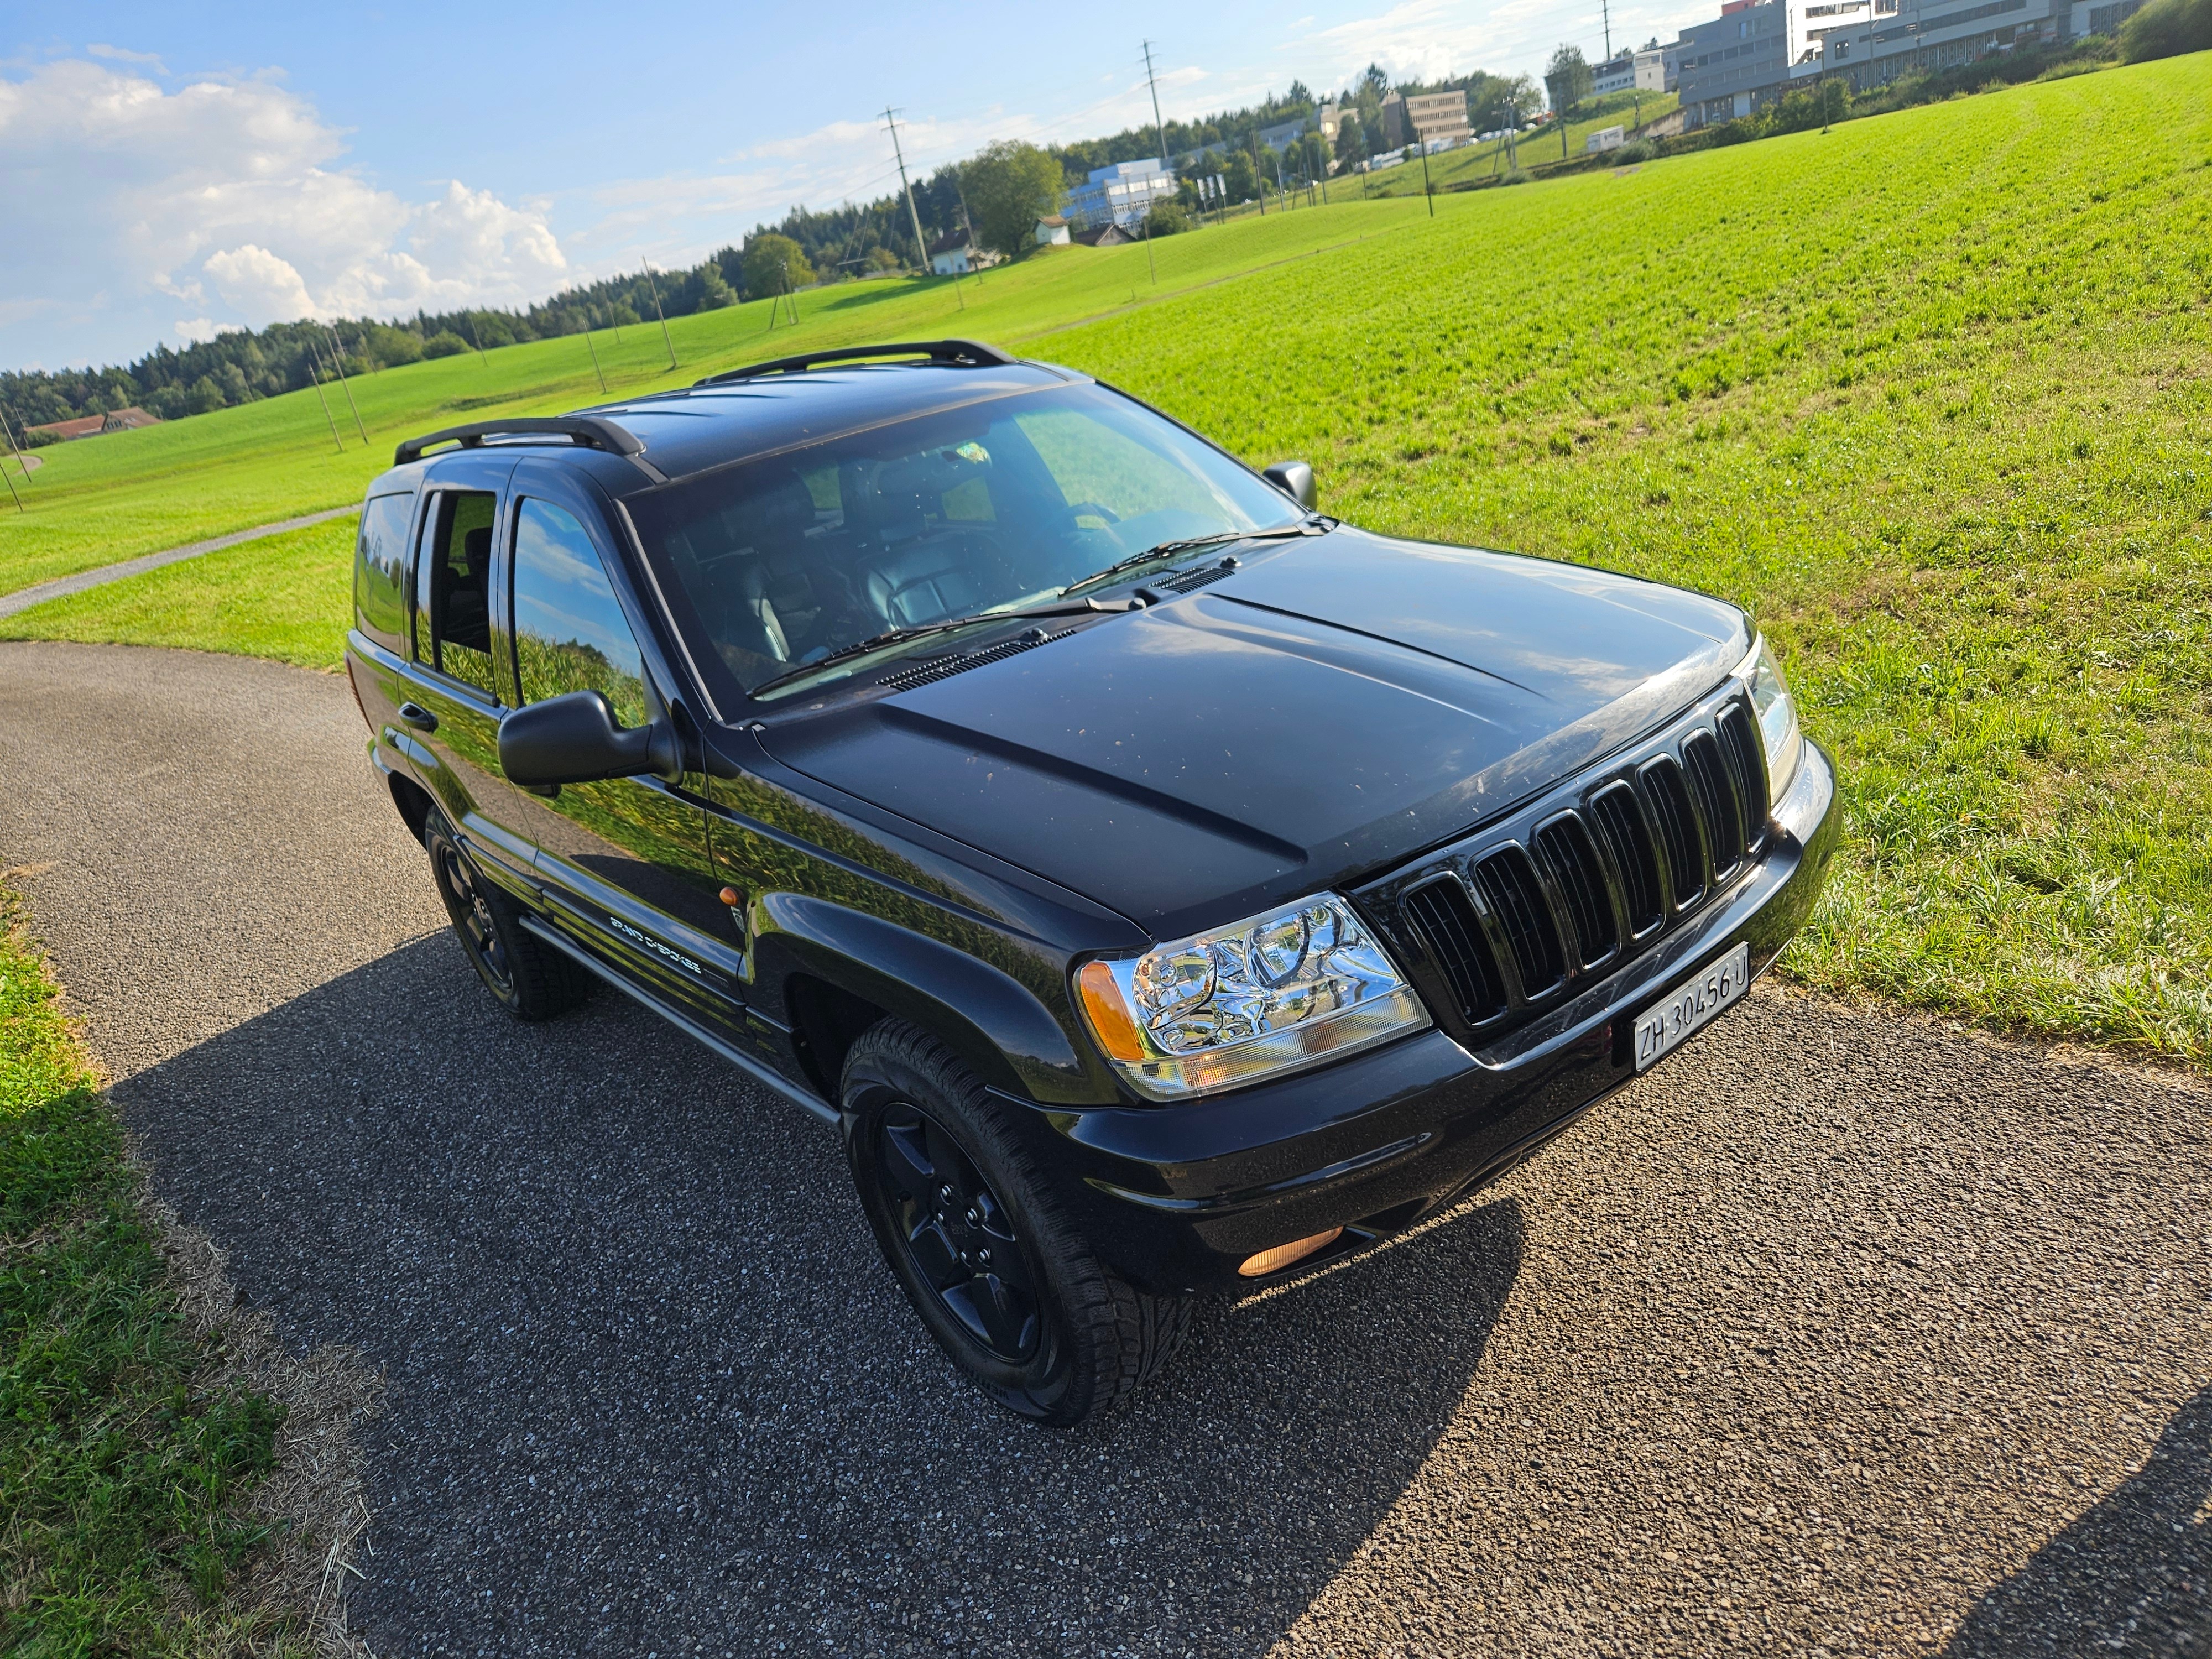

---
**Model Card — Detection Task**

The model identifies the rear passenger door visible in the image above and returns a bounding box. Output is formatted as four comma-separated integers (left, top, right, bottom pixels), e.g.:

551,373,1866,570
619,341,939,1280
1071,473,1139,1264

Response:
394,453,538,894
496,467,749,1031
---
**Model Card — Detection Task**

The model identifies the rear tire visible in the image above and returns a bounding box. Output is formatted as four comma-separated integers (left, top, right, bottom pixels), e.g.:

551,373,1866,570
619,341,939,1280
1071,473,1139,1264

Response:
424,806,590,1021
842,1020,1192,1426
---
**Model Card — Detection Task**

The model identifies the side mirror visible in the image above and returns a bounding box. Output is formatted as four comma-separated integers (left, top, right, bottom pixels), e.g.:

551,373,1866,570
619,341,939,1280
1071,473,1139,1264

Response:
499,690,677,787
1262,460,1317,512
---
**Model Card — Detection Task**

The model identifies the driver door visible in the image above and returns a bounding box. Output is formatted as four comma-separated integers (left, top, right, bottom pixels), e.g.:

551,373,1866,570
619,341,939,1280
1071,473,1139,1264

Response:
495,474,748,1032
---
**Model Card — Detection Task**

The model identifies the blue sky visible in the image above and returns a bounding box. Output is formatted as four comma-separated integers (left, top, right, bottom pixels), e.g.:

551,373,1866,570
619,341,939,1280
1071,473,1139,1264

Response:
2,0,1703,373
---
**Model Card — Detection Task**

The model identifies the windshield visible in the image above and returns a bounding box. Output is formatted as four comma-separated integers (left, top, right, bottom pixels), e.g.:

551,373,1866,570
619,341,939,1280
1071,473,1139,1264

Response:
625,382,1305,703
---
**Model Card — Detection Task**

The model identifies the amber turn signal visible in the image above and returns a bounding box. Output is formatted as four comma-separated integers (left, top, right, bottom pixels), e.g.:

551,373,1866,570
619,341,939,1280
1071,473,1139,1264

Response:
1075,960,1145,1062
1238,1227,1343,1278
718,887,742,908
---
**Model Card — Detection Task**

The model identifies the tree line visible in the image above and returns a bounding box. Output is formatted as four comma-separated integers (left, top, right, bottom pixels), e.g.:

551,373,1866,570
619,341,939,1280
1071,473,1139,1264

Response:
5,61,1540,434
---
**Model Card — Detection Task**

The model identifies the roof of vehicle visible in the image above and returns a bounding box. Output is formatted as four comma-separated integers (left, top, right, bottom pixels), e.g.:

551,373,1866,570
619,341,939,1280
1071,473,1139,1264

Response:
384,343,1083,491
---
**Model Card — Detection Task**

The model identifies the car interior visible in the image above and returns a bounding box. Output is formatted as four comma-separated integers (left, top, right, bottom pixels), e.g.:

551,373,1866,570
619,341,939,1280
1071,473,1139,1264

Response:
643,396,1251,695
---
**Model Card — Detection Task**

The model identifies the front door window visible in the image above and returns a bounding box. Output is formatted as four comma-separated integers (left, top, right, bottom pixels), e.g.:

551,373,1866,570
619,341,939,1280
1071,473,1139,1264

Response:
510,499,649,727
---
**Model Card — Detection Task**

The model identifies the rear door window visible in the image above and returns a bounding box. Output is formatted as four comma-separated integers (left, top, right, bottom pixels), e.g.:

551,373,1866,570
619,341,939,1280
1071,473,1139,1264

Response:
413,491,501,700
510,499,649,729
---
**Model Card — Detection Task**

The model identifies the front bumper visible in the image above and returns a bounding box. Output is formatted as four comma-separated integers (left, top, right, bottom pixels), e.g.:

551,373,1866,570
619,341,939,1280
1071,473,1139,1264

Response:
1001,739,1841,1296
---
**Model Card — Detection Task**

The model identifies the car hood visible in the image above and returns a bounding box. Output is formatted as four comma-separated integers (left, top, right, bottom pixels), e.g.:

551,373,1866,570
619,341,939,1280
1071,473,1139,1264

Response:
759,529,1749,938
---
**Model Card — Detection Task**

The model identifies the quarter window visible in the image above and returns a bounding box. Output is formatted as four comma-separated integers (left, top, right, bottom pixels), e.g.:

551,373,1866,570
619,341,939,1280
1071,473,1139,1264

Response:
353,492,415,651
510,499,649,729
414,491,501,700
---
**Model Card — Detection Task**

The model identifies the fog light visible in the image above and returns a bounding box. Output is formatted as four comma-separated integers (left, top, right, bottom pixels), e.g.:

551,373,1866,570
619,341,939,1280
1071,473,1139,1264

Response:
1238,1227,1343,1278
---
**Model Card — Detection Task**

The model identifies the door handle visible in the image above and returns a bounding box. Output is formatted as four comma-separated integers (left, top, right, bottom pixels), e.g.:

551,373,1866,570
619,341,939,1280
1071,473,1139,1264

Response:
398,701,439,733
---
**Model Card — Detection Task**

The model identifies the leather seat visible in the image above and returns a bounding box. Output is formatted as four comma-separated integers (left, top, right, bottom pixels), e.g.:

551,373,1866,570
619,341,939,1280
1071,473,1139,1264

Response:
440,525,492,654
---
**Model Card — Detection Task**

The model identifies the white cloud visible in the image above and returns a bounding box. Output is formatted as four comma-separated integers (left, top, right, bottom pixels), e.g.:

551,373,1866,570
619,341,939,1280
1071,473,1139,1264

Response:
0,56,569,349
203,244,317,319
87,43,168,70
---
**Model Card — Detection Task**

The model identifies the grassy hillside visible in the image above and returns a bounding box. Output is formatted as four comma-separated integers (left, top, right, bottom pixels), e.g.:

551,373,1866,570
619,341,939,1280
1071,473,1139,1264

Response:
0,202,1438,596
7,54,2208,1063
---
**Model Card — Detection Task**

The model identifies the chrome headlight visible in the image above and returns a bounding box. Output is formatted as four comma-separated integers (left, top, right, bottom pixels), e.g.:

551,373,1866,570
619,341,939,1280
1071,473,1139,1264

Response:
1075,894,1429,1100
1738,634,1804,802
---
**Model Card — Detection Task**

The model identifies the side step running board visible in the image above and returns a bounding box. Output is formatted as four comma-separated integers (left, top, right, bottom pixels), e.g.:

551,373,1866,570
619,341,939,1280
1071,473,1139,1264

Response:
517,914,838,1126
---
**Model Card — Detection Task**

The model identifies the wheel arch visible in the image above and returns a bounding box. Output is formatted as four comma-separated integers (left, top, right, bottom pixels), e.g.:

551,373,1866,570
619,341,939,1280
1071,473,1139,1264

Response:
755,894,1113,1108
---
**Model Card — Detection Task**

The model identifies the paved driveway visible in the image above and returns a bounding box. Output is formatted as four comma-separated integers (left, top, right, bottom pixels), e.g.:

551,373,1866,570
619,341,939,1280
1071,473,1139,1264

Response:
2,639,2205,1657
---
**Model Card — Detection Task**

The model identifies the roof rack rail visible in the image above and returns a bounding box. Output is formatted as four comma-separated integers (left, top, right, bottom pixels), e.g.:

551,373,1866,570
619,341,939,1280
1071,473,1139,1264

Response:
393,415,649,468
692,339,1017,388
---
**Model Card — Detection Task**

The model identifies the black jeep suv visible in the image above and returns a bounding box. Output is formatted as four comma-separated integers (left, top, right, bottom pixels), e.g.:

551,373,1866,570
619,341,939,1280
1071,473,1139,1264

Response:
345,339,1837,1425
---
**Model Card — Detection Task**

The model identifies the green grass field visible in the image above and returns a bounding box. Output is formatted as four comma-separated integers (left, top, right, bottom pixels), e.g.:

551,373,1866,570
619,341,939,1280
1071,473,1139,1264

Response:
6,53,2209,1064
0,202,1440,596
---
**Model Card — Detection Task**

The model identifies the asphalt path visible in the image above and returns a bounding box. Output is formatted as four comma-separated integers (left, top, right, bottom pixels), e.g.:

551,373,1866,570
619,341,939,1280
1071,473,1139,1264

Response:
1,638,2205,1658
0,505,357,617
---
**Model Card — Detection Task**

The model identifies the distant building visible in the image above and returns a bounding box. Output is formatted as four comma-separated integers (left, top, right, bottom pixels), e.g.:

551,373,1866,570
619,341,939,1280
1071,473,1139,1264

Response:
1595,44,1669,93
1256,116,1310,153
1063,159,1178,230
25,406,161,441
1591,52,1638,93
1678,0,2080,122
1390,90,1472,149
1071,223,1134,247
928,231,975,275
1316,102,1348,142
1418,93,1473,145
1034,214,1071,247
1675,0,1792,127
2070,0,2144,30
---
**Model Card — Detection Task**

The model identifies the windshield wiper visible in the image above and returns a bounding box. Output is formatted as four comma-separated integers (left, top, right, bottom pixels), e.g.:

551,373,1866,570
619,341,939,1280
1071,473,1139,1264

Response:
1063,519,1331,596
747,596,1141,697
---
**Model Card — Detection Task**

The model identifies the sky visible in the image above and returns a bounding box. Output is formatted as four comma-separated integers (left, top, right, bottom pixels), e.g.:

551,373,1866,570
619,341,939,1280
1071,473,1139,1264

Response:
2,0,1708,374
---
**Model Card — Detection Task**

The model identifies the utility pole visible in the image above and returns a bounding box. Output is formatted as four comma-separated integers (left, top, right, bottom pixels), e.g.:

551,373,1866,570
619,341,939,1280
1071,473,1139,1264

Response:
305,356,345,453
1603,0,1614,60
883,108,932,276
641,264,677,368
0,403,33,485
1142,40,1173,180
1420,139,1435,215
0,408,24,513
321,322,368,443
461,311,488,365
583,325,608,393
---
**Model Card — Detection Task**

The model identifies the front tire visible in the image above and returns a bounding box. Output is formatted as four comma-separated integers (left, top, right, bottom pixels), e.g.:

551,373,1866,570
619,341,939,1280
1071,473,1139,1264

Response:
424,807,590,1021
842,1021,1192,1426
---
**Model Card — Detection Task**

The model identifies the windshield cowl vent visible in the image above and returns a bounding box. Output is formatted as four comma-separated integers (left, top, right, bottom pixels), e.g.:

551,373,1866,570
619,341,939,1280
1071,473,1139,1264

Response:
877,628,1074,693
1161,556,1241,595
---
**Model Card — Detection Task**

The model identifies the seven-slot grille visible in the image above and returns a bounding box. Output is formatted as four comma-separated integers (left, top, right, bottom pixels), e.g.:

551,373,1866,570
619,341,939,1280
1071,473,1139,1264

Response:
1392,695,1769,1035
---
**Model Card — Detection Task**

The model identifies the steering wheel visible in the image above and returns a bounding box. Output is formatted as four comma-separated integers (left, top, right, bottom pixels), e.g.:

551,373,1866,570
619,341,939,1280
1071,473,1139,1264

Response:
1063,501,1121,526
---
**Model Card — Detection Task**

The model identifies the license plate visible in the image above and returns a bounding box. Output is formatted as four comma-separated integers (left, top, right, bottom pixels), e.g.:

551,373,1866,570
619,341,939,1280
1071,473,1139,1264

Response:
1632,942,1751,1072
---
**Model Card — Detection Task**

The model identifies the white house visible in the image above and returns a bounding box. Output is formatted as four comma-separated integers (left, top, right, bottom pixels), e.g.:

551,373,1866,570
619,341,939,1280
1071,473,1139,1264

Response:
1035,214,1071,247
928,232,977,275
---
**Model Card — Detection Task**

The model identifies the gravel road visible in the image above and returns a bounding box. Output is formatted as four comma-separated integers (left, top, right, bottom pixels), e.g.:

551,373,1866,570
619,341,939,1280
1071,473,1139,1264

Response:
1,638,2205,1658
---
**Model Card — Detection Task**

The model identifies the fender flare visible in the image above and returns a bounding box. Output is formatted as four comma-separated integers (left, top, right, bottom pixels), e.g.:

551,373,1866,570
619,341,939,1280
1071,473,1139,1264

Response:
753,893,1110,1107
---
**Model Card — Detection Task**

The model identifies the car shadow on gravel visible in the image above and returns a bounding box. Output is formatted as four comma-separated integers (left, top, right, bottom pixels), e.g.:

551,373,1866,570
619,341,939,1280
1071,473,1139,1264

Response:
113,931,1526,1657
1944,1384,2210,1659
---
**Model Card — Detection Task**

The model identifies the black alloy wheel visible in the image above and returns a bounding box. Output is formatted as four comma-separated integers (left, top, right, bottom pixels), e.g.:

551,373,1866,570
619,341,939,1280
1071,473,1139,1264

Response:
436,835,512,994
874,1102,1040,1363
842,1020,1192,1426
422,806,591,1021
